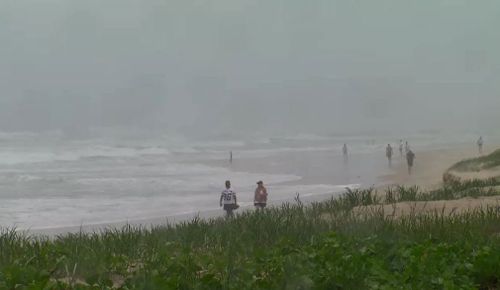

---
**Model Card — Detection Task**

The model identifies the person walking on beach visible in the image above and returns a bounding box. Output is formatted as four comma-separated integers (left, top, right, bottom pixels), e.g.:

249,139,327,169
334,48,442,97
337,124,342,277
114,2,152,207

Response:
405,141,410,154
386,144,393,166
399,140,404,157
342,144,348,161
406,149,415,175
477,136,484,155
230,151,233,163
254,180,268,209
220,180,238,217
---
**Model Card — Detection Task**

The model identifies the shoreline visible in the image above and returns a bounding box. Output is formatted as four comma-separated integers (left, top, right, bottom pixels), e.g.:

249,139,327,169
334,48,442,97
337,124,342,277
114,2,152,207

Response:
22,143,496,236
28,189,354,236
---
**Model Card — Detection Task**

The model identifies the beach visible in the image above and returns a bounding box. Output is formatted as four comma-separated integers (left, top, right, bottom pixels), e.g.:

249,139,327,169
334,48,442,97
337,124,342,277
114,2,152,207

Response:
0,130,497,235
23,138,496,236
381,145,487,189
7,141,500,288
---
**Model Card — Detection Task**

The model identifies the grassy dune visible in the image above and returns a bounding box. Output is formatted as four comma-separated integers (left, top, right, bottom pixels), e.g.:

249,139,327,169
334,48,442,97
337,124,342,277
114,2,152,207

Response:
1,178,500,289
449,149,500,172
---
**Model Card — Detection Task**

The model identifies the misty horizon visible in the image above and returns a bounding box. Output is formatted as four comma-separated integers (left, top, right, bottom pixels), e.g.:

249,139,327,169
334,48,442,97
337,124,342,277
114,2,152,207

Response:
1,0,499,137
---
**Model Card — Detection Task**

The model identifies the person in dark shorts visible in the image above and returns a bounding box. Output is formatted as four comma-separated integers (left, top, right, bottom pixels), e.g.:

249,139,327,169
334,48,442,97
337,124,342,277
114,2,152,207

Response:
254,180,268,209
220,180,238,217
406,149,415,175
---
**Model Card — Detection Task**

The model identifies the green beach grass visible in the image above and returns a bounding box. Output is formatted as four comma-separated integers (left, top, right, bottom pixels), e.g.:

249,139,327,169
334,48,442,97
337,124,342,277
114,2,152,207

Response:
1,177,500,289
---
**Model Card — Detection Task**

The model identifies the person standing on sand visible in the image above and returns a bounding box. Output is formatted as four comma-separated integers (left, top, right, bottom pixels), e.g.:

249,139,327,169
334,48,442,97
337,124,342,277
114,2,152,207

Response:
477,137,484,155
220,180,238,217
405,141,410,154
406,149,415,175
386,144,393,166
230,151,233,163
399,140,404,157
254,180,268,209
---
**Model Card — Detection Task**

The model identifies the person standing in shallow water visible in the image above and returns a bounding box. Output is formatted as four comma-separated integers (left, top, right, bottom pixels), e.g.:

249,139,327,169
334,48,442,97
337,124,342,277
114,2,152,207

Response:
406,149,415,175
386,144,393,167
220,180,238,217
254,181,268,209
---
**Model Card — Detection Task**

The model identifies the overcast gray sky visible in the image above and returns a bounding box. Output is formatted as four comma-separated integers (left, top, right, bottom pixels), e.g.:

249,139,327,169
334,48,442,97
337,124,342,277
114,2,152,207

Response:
0,0,499,136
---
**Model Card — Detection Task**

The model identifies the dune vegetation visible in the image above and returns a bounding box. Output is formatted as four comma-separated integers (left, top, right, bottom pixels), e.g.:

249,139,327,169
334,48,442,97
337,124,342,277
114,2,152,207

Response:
1,176,500,289
449,149,500,173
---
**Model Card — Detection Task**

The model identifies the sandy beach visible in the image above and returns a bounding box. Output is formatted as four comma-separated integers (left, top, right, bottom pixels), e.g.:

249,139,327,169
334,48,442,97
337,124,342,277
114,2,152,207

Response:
360,145,500,218
380,145,490,189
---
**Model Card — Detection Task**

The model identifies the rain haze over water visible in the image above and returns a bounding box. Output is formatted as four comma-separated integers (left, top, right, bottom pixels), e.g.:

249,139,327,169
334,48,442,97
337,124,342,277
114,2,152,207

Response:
0,0,499,229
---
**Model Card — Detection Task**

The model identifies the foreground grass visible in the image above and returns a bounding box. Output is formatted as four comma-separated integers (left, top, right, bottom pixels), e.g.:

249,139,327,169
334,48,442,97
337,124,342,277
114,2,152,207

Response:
2,180,500,289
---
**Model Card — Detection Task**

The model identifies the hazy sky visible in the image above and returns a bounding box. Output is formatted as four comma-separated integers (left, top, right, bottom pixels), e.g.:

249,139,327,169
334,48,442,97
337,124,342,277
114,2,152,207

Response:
0,0,499,136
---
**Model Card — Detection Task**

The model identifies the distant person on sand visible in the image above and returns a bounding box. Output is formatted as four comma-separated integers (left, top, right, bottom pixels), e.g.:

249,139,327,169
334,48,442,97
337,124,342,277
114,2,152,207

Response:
342,144,348,161
220,180,238,217
386,144,393,166
405,141,410,154
399,140,404,157
477,137,484,155
406,149,415,175
230,151,233,163
254,180,268,209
